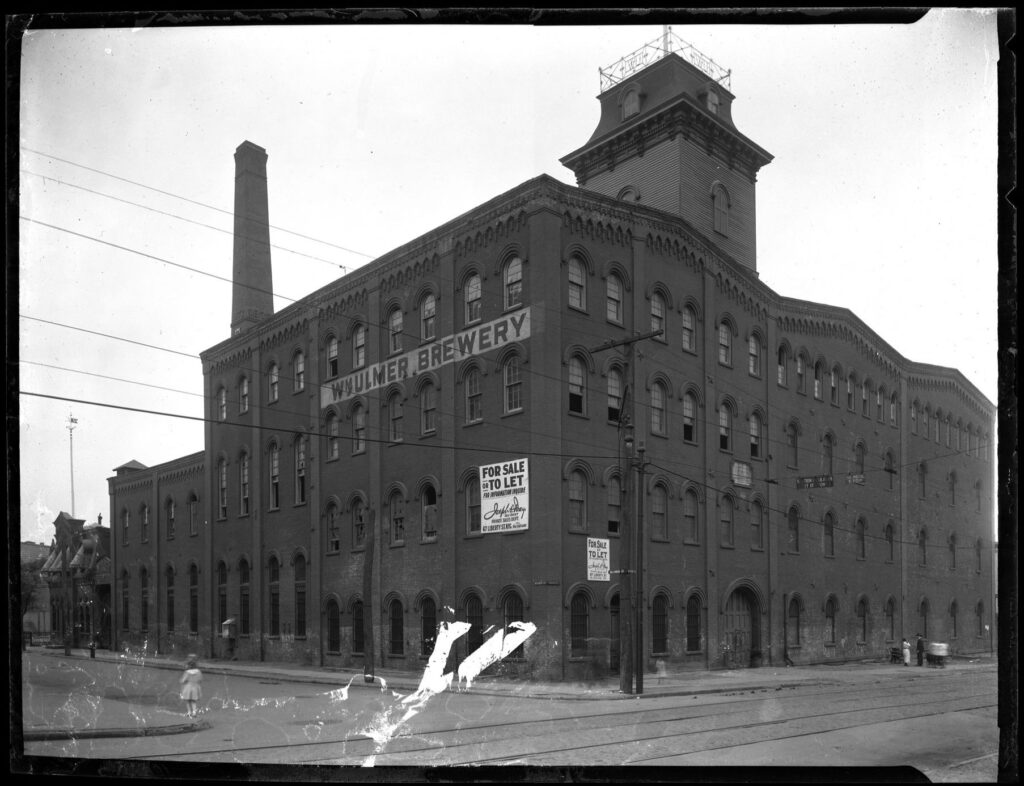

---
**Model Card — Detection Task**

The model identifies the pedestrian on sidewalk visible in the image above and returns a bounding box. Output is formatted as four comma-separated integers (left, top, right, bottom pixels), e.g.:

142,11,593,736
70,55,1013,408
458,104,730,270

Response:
916,634,925,667
901,637,911,666
179,655,203,718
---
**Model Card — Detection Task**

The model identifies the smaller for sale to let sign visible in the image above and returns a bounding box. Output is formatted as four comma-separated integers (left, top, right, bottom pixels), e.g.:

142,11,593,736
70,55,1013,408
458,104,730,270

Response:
479,458,529,533
587,537,610,581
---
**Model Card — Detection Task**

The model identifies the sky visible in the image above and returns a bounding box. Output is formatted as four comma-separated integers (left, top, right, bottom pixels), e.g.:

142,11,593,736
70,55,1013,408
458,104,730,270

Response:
16,10,1001,545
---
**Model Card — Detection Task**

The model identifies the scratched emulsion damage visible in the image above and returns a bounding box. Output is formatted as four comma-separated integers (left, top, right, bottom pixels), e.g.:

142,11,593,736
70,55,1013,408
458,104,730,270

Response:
347,620,537,766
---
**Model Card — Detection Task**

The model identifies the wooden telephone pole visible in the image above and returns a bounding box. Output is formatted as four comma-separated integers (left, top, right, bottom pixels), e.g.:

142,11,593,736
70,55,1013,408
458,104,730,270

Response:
590,329,661,695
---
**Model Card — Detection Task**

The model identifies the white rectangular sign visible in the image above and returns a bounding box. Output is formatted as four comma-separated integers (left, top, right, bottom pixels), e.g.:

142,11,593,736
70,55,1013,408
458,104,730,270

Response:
587,537,610,582
479,458,529,533
321,309,531,407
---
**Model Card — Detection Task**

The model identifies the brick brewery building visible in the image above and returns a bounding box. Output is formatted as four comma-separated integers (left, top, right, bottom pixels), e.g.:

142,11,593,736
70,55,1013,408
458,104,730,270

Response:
109,37,996,680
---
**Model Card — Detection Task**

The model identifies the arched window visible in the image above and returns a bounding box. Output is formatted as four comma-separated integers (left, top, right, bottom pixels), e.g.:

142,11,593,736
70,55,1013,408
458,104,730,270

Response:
137,569,149,631
458,366,481,424
269,362,280,401
166,498,176,540
326,412,340,460
268,556,280,636
787,422,799,467
712,183,729,235
748,334,762,377
856,598,868,643
652,594,669,654
352,600,365,653
188,493,199,536
352,403,366,453
885,451,896,491
239,376,249,413
352,498,367,547
949,472,957,506
389,599,404,656
950,600,959,639
885,521,895,562
239,452,250,515
682,306,696,352
353,324,367,368
217,459,228,519
188,564,199,634
606,273,622,323
718,321,732,365
326,599,341,653
830,367,840,406
568,356,586,415
420,381,437,434
141,504,150,542
949,534,957,571
268,444,280,509
607,367,623,423
824,597,838,644
976,539,983,574
652,484,668,540
504,257,523,309
749,412,762,458
326,337,339,378
975,601,985,637
607,476,622,535
421,293,436,341
570,592,589,656
239,558,250,635
216,561,227,629
466,594,484,653
918,463,927,499
683,489,699,543
218,386,227,420
567,257,585,310
464,273,482,324
294,554,307,638
622,87,640,118
568,470,587,532
922,407,930,438
686,596,702,651
911,402,918,434
796,354,806,394
719,494,734,547
885,598,896,640
294,350,305,392
855,442,866,476
890,392,898,426
650,292,666,337
787,598,801,646
788,506,800,552
861,380,870,417
877,388,885,421
750,500,764,550
387,307,403,355
165,566,175,633
813,361,824,400
121,570,130,631
920,598,930,639
503,592,525,659
683,393,697,443
650,381,667,435
388,392,404,442
389,490,406,544
295,434,308,504
823,511,835,557
847,374,856,410
823,433,834,476
777,345,788,386
918,529,928,565
718,403,732,451
503,356,523,414
422,484,438,540
466,475,481,534
421,597,437,657
856,518,867,559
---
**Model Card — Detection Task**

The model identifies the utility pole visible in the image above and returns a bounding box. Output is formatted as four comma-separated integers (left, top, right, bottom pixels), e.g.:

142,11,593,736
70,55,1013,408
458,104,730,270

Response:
67,413,78,516
590,328,661,695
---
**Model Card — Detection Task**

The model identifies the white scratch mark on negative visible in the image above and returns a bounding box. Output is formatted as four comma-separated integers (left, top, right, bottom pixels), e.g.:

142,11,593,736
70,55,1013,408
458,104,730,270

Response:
457,621,536,690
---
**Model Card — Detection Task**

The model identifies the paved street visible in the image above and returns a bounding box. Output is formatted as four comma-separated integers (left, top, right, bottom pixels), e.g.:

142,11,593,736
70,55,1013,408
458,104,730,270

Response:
16,648,998,779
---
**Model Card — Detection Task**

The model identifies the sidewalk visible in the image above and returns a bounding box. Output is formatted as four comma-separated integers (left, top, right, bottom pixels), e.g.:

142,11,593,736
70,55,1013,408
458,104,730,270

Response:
20,646,995,741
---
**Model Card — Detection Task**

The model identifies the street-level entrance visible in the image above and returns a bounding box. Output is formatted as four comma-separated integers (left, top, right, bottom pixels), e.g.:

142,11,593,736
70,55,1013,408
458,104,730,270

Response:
723,587,761,668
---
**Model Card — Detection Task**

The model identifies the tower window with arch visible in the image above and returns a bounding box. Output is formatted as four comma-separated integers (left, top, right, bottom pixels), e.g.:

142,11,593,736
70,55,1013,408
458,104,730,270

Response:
918,463,927,499
856,518,867,560
607,475,622,536
294,350,305,392
504,257,523,310
218,386,227,420
352,403,366,453
295,434,308,504
352,498,367,548
389,598,404,656
622,87,641,119
466,475,481,535
918,529,927,566
680,392,697,443
327,337,339,379
387,307,403,355
239,452,250,515
326,599,341,653
787,506,800,553
389,491,406,545
949,533,957,571
823,433,834,476
748,334,762,377
950,600,958,639
885,521,895,562
325,502,340,554
216,561,227,634
141,504,150,542
465,367,483,424
388,392,404,442
824,597,838,644
570,592,589,657
686,595,702,652
268,443,280,510
718,321,732,366
607,367,623,423
877,388,885,421
465,594,484,654
652,483,668,541
749,412,762,458
861,381,870,417
568,470,587,532
121,571,130,630
650,381,667,436
421,596,437,657
326,411,340,460
719,494,734,547
854,442,866,476
718,402,733,452
420,381,437,435
856,598,868,643
682,305,697,353
165,566,175,633
847,374,856,410
269,362,280,402
294,554,307,638
464,273,482,325
949,472,957,506
975,539,983,574
683,489,699,544
422,484,438,541
503,592,525,660
268,556,280,637
976,601,985,637
651,292,666,337
796,354,806,394
712,183,730,235
239,558,250,635
503,355,523,414
885,597,896,641
606,273,623,323
353,324,366,369
831,367,840,406
787,598,801,647
568,356,586,415
567,257,586,311
885,451,896,491
786,422,800,468
750,499,764,550
813,361,825,401
239,376,249,413
890,393,898,426
823,511,835,557
352,600,365,653
421,293,436,341
166,498,175,540
217,460,228,519
188,493,199,536
188,564,198,634
652,593,669,655
777,345,788,386
139,567,149,633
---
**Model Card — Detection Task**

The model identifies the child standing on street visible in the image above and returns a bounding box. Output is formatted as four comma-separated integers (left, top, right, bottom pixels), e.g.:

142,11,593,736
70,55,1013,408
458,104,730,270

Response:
179,655,203,718
901,637,911,666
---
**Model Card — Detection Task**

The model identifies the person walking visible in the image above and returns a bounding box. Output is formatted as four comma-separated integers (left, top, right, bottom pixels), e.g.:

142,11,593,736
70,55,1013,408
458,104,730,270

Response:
901,637,911,666
916,634,925,667
179,655,203,718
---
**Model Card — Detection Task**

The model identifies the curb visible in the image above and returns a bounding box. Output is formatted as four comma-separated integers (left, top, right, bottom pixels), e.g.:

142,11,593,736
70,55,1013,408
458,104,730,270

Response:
23,719,210,742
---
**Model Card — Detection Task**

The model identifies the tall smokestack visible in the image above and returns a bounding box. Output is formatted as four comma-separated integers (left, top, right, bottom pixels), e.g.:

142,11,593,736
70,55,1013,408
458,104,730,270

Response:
231,141,274,335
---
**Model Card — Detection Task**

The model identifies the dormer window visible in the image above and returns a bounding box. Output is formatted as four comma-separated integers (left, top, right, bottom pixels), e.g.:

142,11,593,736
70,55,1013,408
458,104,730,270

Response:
706,90,720,114
622,87,641,120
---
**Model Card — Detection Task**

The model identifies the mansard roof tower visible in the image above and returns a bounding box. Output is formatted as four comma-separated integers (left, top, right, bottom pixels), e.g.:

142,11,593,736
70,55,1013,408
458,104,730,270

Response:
560,31,773,272
230,140,275,335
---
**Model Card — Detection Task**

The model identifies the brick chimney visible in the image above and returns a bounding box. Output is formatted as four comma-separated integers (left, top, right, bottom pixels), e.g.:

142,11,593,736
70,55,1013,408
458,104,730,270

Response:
231,141,274,335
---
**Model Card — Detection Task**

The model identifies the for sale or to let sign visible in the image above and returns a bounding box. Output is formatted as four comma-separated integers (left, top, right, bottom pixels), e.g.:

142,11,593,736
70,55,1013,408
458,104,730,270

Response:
587,537,610,582
479,458,529,533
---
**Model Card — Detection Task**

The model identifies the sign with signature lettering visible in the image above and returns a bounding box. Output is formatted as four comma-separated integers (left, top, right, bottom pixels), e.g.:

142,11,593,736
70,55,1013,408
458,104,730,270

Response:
587,537,610,581
479,458,529,533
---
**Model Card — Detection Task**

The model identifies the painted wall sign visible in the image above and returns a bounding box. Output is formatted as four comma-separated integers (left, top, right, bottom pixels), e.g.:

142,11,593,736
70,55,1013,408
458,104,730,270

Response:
587,537,610,582
320,308,531,407
479,458,529,533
